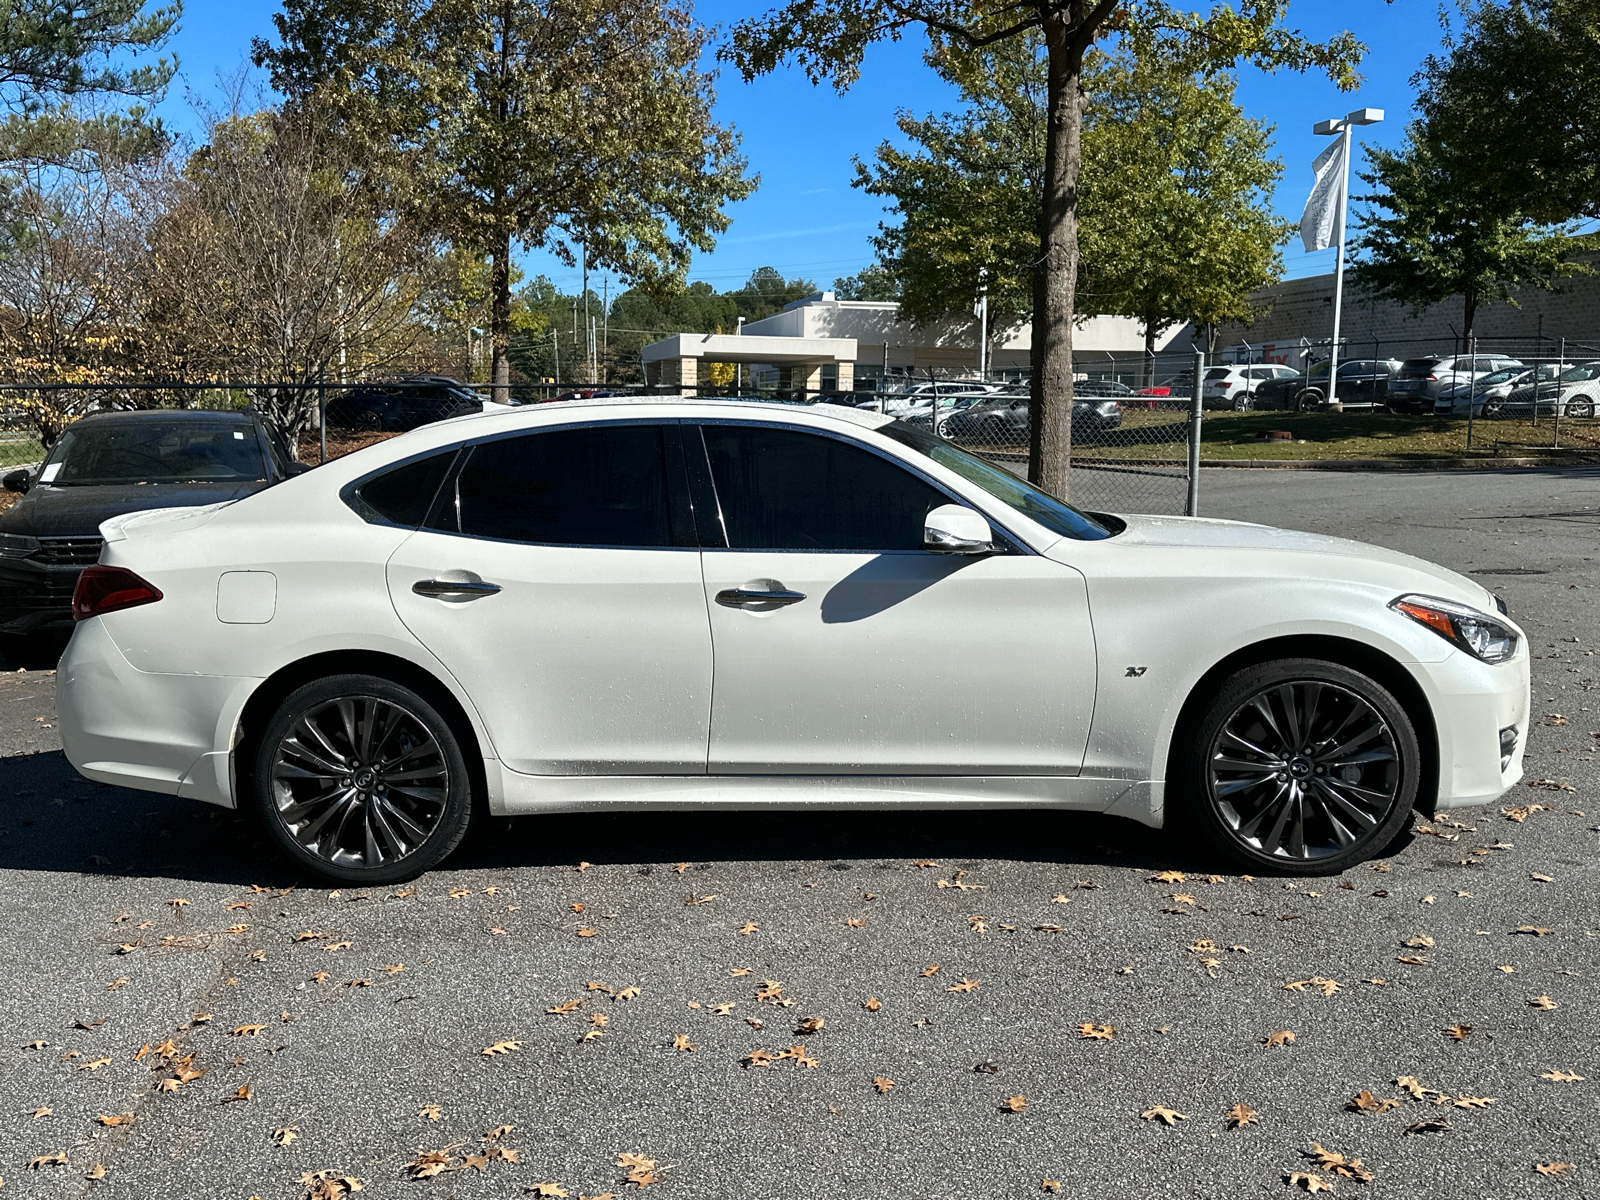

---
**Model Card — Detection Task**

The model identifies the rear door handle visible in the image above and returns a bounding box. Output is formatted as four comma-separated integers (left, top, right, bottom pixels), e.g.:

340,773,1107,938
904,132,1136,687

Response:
413,578,502,599
715,586,806,608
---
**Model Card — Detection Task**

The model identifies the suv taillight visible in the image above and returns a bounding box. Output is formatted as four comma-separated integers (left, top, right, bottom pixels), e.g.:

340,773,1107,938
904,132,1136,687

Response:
72,566,163,621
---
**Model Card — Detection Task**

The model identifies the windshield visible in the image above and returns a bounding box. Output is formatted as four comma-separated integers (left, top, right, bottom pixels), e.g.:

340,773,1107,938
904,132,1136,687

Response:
879,422,1112,541
42,420,267,486
1558,362,1600,382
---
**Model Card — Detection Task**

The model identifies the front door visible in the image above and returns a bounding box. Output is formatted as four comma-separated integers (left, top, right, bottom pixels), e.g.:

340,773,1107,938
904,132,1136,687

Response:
387,422,712,776
691,422,1096,775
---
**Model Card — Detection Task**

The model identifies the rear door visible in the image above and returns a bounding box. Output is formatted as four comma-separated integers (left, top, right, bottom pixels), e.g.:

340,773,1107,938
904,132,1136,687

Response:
386,421,713,776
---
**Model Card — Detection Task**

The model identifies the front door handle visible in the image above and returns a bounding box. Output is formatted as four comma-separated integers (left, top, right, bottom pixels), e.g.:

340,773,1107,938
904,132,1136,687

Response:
413,578,502,599
716,585,806,608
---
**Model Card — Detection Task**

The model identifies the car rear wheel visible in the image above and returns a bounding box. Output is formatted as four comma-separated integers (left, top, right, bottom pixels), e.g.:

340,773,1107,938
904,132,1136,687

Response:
252,674,476,883
351,409,383,431
1232,393,1253,411
1567,397,1595,419
1177,658,1420,875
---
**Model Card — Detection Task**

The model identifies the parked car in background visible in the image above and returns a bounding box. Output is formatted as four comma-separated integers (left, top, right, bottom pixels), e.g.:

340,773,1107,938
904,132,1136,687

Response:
1133,371,1195,400
1251,359,1402,411
0,410,303,658
939,393,1123,441
1499,361,1600,418
56,398,1529,883
1202,364,1301,410
326,375,483,432
1384,355,1524,413
1074,378,1135,398
1432,365,1555,416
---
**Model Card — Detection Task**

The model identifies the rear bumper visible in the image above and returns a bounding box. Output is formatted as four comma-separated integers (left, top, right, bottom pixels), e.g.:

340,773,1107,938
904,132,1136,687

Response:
58,617,258,806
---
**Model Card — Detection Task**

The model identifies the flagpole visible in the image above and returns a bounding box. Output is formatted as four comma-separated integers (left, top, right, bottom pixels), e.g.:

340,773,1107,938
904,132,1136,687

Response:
1327,121,1351,405
1310,108,1383,409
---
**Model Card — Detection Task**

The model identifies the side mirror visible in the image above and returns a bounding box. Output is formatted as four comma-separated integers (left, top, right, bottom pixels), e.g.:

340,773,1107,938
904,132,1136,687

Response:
2,469,30,494
924,503,994,555
284,461,314,477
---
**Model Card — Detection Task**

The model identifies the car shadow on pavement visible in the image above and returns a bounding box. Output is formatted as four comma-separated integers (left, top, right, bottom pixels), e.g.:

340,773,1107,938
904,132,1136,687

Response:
0,747,1252,884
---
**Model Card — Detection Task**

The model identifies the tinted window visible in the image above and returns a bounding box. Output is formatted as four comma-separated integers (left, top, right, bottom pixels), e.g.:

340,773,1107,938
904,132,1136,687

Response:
457,425,672,547
1204,367,1232,380
353,451,455,527
701,425,947,552
1400,358,1443,372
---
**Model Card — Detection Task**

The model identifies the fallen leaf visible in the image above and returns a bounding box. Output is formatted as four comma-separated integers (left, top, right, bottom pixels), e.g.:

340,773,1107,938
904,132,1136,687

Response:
222,1084,252,1103
1079,1023,1115,1041
1541,1070,1583,1082
576,928,598,938
755,981,784,1002
527,1184,569,1198
919,964,940,977
1535,1162,1574,1177
728,968,750,978
547,999,583,1015
1224,1102,1257,1129
79,1057,112,1070
1150,870,1185,883
232,1024,267,1037
1405,1118,1451,1135
742,1048,776,1067
1443,1024,1473,1041
1453,1096,1497,1109
324,941,352,952
1306,1142,1374,1182
273,1126,299,1145
845,917,865,928
617,1151,659,1187
796,1016,825,1034
863,996,882,1012
1515,926,1554,937
482,1040,521,1055
873,1076,895,1093
947,978,980,993
1284,977,1341,996
408,1150,452,1179
85,1162,107,1179
710,1003,735,1016
1286,1173,1335,1193
672,1035,695,1052
1528,995,1559,1010
1264,1030,1295,1047
29,1153,68,1169
1141,1105,1187,1125
419,1103,443,1120
1345,1090,1399,1114
30,1104,52,1118
96,1112,135,1126
1041,1180,1063,1193
614,986,640,1002
737,921,759,935
1000,1095,1027,1113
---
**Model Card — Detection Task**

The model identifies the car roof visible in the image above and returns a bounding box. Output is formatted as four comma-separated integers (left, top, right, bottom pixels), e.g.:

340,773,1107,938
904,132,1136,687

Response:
72,408,255,426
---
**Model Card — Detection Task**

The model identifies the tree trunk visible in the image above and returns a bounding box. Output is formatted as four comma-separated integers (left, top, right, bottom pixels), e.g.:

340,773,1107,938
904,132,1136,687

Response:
1028,12,1087,498
490,228,512,404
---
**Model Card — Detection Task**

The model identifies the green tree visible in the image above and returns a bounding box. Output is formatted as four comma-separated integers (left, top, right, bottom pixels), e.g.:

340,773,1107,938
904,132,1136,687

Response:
255,0,755,398
1350,123,1590,341
833,263,898,300
1416,0,1600,227
725,1,1360,495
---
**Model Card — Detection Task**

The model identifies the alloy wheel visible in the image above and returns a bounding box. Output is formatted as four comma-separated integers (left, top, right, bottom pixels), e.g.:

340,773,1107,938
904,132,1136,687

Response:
269,695,450,870
1206,680,1403,861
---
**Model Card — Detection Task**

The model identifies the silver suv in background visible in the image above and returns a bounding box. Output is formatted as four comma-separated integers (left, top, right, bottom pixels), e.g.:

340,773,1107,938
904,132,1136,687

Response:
1385,354,1524,413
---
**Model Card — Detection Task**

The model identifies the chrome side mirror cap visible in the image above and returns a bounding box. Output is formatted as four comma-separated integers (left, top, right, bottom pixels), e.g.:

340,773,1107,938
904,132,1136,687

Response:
924,503,994,555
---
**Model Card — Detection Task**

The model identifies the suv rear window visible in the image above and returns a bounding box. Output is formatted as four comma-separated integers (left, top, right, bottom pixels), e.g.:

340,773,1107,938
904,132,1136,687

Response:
1399,358,1443,373
1204,367,1232,379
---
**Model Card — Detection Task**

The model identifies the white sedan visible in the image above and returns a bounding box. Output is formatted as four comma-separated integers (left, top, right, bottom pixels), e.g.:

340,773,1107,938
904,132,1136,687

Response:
58,400,1529,883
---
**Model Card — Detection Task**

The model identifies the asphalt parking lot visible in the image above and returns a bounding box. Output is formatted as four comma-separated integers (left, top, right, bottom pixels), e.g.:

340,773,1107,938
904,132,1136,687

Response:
0,467,1595,1199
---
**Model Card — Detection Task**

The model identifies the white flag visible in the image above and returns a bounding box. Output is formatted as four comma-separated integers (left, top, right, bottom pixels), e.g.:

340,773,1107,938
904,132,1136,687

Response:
1299,137,1346,253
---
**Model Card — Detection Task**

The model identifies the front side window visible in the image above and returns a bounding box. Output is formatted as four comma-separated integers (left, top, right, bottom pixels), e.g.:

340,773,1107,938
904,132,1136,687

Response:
455,425,676,547
879,422,1112,541
700,425,948,552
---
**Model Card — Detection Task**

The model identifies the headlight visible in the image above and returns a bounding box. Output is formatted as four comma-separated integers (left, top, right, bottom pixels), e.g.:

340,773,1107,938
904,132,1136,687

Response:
1391,594,1519,664
0,533,39,557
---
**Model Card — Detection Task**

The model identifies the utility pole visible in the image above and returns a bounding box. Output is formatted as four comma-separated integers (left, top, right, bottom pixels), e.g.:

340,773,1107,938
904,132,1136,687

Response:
602,276,609,384
976,268,989,381
736,315,745,391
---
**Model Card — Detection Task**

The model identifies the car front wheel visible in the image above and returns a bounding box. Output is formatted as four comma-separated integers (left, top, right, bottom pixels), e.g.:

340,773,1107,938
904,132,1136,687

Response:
1178,658,1420,875
252,674,476,883
1567,397,1595,419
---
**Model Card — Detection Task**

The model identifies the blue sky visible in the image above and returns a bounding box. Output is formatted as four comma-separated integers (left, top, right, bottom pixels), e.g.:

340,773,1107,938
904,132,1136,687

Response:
159,0,1445,298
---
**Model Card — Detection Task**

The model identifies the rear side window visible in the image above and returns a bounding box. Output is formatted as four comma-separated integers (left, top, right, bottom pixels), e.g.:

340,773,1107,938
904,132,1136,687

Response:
350,451,455,527
456,425,674,547
700,425,947,552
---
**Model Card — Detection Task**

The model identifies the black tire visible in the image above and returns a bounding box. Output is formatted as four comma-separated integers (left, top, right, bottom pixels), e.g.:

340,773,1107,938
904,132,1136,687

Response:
1233,393,1253,411
351,409,383,431
1294,389,1322,412
1174,658,1420,876
1567,397,1595,419
251,673,476,883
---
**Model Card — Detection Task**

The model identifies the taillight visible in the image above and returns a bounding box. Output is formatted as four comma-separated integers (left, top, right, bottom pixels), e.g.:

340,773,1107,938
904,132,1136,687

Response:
72,565,163,621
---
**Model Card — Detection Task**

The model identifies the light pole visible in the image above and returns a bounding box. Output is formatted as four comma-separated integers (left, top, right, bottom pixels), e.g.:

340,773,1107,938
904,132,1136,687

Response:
1310,107,1382,406
976,269,989,381
735,315,745,392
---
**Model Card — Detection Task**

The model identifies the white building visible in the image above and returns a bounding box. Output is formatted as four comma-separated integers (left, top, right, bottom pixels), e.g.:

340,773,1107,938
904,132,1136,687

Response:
641,293,1188,394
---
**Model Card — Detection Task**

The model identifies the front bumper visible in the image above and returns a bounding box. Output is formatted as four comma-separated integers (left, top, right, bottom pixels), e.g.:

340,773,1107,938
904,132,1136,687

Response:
0,558,83,636
58,617,259,805
1421,645,1530,810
